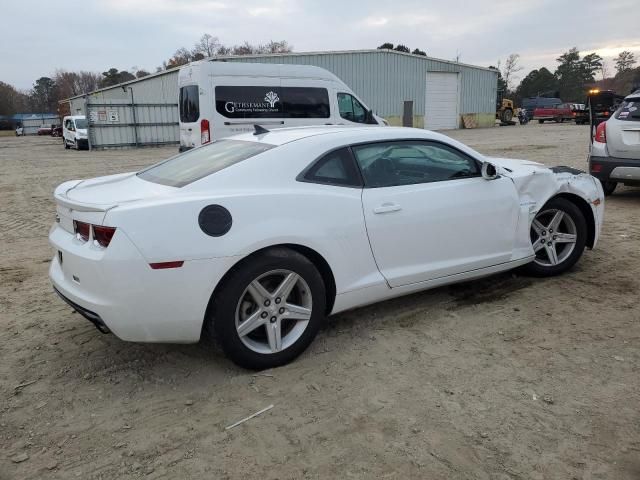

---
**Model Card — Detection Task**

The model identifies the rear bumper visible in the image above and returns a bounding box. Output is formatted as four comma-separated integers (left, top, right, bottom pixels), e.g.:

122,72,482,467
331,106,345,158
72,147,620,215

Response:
588,155,640,184
49,223,241,343
54,287,110,333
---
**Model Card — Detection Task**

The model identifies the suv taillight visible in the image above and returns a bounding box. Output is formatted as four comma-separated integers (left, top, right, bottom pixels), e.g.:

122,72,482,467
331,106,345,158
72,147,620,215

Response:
595,122,606,143
93,225,116,248
201,119,210,144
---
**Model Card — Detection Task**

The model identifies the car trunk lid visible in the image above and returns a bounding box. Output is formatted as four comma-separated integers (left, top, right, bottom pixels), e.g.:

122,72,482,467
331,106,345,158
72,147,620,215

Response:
54,173,176,228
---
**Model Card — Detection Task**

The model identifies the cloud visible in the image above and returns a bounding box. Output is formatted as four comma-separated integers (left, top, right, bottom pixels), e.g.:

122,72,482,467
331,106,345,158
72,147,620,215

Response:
104,0,228,14
2,0,639,90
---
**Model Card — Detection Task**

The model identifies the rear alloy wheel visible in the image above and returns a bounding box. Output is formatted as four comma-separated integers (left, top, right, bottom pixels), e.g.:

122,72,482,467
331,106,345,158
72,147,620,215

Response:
522,197,587,277
208,248,326,369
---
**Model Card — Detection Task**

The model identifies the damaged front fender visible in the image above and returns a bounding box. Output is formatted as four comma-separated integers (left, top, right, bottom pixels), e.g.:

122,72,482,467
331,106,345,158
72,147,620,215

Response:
487,157,604,256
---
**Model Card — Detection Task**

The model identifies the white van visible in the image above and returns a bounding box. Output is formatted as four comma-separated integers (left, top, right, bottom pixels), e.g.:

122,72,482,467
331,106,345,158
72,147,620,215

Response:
62,115,89,150
177,62,386,151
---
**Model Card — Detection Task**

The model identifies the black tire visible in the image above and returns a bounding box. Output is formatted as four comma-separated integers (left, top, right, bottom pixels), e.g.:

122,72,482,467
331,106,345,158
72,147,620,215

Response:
64,138,70,149
501,108,513,123
522,197,587,277
206,248,326,369
74,139,78,150
538,119,544,124
601,180,617,196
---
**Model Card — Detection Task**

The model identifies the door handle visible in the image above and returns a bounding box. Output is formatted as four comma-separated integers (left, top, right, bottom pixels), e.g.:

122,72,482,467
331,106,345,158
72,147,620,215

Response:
373,203,402,214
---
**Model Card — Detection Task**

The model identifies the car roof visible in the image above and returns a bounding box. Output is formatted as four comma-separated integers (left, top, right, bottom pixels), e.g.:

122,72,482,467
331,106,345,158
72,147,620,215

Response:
227,126,449,147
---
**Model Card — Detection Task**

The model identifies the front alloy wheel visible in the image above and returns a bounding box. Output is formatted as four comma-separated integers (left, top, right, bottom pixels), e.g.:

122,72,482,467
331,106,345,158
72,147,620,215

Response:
523,197,587,276
208,248,326,369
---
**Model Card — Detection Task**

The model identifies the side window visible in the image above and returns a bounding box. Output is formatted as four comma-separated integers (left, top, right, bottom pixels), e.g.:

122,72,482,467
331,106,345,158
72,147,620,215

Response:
179,85,200,123
301,147,362,187
338,93,367,123
215,86,330,119
352,141,480,188
281,87,330,118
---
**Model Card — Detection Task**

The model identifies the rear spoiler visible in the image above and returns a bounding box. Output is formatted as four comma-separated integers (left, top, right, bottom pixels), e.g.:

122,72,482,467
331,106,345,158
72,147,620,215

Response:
54,180,116,213
54,193,115,212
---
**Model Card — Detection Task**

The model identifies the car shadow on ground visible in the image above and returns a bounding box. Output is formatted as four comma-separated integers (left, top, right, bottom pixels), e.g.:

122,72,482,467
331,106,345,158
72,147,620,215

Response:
51,269,539,381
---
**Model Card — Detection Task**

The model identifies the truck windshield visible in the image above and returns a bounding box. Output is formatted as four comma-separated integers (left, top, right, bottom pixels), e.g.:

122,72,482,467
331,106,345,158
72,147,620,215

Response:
75,119,88,129
137,140,274,187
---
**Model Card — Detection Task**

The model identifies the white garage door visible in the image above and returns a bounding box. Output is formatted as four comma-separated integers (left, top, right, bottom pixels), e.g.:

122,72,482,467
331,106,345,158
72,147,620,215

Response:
425,72,460,130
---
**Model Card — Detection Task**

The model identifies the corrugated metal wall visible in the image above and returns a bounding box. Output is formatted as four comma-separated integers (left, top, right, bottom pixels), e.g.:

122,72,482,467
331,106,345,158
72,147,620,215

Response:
21,114,60,135
69,72,179,148
65,50,497,148
225,51,497,118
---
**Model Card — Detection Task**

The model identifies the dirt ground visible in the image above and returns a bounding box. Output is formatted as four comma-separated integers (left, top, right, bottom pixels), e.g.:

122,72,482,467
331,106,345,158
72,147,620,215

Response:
1,124,638,480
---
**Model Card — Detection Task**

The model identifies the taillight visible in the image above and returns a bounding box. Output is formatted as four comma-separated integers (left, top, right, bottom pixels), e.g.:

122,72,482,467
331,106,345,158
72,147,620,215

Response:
595,122,606,143
591,164,602,173
73,220,90,242
93,225,116,248
201,119,210,144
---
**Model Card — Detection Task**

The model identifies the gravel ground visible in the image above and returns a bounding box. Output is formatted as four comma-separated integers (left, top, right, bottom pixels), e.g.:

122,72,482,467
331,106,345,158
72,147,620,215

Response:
1,123,638,480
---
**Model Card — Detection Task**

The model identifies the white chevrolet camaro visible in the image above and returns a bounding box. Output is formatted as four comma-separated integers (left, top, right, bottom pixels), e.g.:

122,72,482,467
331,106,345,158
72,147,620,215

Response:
50,126,604,369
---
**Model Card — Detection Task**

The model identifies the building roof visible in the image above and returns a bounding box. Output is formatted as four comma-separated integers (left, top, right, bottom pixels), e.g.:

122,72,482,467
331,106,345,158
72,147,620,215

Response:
62,48,497,102
12,113,58,120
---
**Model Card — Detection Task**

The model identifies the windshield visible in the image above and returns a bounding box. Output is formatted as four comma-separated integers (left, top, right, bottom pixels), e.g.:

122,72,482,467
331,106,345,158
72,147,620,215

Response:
75,119,88,129
137,140,275,187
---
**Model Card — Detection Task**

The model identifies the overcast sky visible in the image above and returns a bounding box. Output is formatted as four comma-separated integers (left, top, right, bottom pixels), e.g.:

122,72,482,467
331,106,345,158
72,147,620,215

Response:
3,0,639,90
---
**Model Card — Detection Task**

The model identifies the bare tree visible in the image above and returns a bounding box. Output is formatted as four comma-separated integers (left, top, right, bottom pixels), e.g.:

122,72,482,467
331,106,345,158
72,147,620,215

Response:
600,59,610,81
502,53,523,92
54,70,101,99
193,34,220,58
232,42,255,56
615,50,636,74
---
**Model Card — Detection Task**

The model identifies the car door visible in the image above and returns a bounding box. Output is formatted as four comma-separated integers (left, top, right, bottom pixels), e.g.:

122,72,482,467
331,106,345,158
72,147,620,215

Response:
336,92,377,125
63,119,72,144
354,140,520,287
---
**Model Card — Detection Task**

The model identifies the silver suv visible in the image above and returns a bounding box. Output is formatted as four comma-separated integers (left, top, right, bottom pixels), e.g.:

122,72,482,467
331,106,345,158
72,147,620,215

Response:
589,90,640,195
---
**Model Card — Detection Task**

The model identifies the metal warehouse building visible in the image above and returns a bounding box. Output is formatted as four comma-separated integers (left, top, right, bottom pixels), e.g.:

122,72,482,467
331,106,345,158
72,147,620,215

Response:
64,49,497,149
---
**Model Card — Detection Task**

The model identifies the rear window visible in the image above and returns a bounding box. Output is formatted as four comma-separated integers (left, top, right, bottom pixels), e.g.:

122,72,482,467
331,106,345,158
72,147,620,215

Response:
615,98,640,121
215,86,330,119
180,85,200,123
137,140,274,187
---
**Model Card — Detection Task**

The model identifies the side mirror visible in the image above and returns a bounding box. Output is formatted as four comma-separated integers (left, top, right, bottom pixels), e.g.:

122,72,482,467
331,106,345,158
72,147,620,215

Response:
481,162,499,180
366,109,377,124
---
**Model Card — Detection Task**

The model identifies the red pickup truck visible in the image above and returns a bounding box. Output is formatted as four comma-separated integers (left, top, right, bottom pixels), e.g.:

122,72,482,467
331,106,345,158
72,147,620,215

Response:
533,103,574,123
